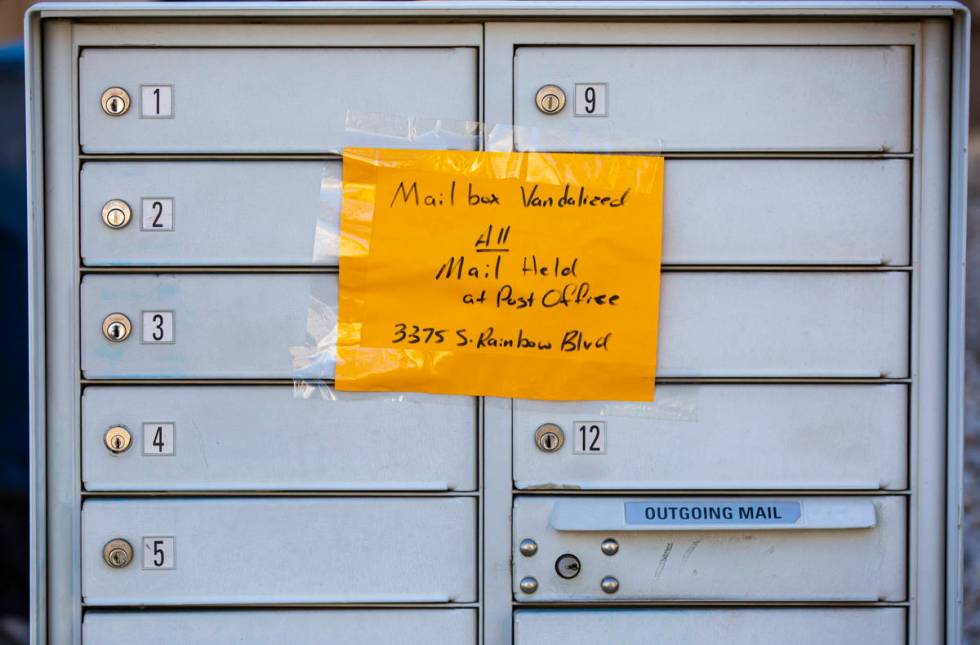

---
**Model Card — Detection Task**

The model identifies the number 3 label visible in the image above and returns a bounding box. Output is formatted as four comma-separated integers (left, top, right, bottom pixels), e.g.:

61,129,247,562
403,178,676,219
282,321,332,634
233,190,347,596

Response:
141,311,175,344
142,536,175,570
573,421,607,454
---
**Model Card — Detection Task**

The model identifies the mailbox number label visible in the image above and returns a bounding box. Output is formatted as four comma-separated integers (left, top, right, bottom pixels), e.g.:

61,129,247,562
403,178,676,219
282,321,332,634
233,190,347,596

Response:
143,422,175,456
141,198,174,231
574,83,608,117
573,421,606,454
142,536,175,570
140,85,174,118
141,311,175,344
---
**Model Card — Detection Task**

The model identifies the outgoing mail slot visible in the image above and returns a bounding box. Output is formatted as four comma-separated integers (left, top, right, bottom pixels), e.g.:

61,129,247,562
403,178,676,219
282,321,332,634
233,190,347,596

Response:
83,386,476,492
514,608,905,645
514,384,907,491
82,497,476,605
80,47,478,153
512,496,906,601
81,159,909,267
80,272,907,379
84,609,476,645
514,46,910,152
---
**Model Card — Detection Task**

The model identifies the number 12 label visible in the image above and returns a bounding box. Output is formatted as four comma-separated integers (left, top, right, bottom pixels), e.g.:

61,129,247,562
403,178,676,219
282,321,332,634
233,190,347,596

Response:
573,421,607,454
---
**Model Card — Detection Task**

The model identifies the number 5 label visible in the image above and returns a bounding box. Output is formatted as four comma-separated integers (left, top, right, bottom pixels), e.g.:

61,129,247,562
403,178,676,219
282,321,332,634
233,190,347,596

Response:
573,421,607,454
142,536,175,570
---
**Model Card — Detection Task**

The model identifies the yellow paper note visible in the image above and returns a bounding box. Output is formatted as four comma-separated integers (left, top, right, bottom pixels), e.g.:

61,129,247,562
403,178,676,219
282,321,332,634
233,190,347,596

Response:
337,148,664,401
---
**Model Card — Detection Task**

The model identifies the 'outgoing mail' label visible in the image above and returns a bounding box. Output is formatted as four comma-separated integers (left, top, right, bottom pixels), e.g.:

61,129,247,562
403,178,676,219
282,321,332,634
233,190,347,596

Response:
624,501,802,527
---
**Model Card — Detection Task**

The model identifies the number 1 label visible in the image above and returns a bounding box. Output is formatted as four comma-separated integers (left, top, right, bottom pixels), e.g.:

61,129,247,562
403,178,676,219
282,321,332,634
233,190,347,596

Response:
573,421,607,454
140,85,174,118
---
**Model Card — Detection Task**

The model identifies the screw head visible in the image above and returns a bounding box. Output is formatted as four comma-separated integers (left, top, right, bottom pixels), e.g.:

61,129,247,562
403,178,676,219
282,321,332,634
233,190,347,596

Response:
555,553,582,579
101,87,131,116
101,199,132,229
519,538,539,557
534,423,564,453
102,313,132,342
601,538,620,556
102,538,133,568
104,426,132,454
519,576,539,594
600,576,620,594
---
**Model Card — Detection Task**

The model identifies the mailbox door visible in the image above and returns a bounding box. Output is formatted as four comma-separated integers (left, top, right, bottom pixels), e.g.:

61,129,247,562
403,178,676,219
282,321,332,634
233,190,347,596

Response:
513,46,911,152
83,386,476,492
512,496,906,602
80,48,478,153
81,159,909,268
514,384,907,490
513,608,906,645
83,498,476,605
81,272,908,379
84,609,476,645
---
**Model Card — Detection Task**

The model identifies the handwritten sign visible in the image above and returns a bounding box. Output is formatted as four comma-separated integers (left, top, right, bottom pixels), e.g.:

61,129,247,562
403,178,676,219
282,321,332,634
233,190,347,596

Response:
336,149,664,401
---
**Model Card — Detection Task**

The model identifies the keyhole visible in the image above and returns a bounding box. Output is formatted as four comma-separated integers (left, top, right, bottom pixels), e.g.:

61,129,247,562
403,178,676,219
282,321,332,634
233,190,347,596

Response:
544,433,556,449
113,436,122,449
543,95,558,111
109,323,121,339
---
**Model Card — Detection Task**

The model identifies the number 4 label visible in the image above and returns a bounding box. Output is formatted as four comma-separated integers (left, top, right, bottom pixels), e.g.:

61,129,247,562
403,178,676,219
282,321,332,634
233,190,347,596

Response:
143,422,175,456
573,421,606,454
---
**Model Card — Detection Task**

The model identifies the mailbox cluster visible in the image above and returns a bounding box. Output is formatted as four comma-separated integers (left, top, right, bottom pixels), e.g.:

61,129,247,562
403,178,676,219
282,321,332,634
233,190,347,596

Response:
28,5,966,645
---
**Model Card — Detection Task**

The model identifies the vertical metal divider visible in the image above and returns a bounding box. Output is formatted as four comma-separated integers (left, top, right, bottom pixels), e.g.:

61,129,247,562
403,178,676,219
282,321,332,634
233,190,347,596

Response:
915,18,953,645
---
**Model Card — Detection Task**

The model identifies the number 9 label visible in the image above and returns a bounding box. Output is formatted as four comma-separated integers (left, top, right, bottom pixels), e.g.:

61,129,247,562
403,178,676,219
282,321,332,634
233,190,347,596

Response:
574,83,608,117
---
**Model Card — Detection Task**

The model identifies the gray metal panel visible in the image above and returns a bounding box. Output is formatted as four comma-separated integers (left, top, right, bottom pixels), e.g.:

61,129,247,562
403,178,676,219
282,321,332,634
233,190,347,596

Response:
514,46,911,152
79,48,478,153
514,384,908,491
83,609,477,645
513,608,906,645
80,272,909,379
82,386,477,491
81,159,910,267
512,495,907,602
81,162,340,266
82,497,476,605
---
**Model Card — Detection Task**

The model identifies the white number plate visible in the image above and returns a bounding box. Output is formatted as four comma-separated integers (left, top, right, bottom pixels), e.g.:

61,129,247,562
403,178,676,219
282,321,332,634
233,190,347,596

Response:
140,84,174,118
141,311,175,344
142,422,176,456
140,198,175,231
572,421,606,454
574,83,608,117
142,536,176,570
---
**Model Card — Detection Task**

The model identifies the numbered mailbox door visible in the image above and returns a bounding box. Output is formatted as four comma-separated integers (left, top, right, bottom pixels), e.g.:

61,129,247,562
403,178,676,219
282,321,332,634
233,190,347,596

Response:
83,497,476,605
83,386,476,492
514,45,911,152
512,496,906,602
80,272,907,379
81,159,910,268
84,609,477,645
514,384,907,490
81,161,343,267
514,609,906,645
80,47,478,153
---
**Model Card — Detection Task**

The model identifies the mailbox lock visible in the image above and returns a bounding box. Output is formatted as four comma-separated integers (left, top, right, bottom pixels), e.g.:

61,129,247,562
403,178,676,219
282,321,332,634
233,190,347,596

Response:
519,538,539,557
101,199,132,229
104,426,132,454
600,576,620,594
102,313,132,342
534,423,564,453
601,538,620,556
101,87,131,116
519,576,539,594
555,553,581,579
102,538,133,568
535,85,566,115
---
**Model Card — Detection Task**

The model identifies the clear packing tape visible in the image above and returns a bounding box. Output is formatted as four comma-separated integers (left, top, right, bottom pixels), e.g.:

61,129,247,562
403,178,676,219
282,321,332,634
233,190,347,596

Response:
293,111,673,404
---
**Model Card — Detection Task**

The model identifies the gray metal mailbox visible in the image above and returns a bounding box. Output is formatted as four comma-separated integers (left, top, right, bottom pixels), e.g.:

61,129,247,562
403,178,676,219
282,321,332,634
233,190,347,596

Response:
27,3,968,644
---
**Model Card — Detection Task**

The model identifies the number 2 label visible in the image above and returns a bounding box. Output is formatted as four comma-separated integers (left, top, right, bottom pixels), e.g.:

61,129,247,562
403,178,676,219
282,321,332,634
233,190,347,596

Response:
573,421,606,454
140,198,174,231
